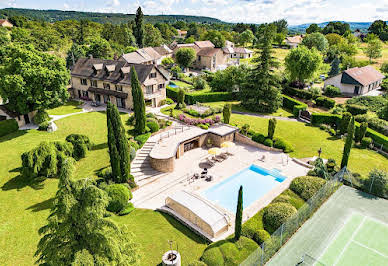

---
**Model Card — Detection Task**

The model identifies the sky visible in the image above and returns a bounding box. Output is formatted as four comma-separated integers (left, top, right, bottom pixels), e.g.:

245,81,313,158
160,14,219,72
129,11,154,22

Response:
0,0,387,25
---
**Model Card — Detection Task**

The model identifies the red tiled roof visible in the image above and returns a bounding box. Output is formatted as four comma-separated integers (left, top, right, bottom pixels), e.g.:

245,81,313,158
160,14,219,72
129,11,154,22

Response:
344,66,385,87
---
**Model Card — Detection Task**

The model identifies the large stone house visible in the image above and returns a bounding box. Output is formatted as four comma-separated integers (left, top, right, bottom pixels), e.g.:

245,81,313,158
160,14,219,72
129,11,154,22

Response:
324,66,385,96
0,19,13,28
120,45,173,66
70,58,169,108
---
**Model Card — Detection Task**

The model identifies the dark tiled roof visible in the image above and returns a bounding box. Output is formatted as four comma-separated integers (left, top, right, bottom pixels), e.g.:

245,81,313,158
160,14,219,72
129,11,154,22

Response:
71,58,165,85
343,66,385,87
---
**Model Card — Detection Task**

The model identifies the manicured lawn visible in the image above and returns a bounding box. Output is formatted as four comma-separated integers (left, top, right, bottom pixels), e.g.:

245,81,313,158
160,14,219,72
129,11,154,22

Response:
47,100,83,115
231,114,388,176
355,42,388,70
0,111,206,265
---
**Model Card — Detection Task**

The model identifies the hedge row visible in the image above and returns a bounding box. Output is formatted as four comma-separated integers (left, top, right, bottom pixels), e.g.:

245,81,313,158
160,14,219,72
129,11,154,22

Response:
310,112,388,152
166,86,235,104
282,86,313,100
282,95,308,116
0,119,19,137
315,96,336,109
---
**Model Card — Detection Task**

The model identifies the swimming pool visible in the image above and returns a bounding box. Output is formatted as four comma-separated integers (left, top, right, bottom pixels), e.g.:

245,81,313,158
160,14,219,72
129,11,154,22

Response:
168,82,179,88
201,164,286,213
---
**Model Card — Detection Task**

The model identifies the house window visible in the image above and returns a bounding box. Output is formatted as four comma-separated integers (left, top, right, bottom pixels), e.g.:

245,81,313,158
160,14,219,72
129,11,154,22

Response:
198,56,201,61
91,80,97,87
146,85,153,94
82,91,89,98
149,72,157,79
158,83,165,89
103,83,110,90
103,95,110,103
80,79,88,86
115,85,123,91
116,97,126,108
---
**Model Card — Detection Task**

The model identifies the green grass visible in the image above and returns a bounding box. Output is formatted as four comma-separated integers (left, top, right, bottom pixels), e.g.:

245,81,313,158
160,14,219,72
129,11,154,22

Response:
171,80,193,89
47,100,83,115
0,111,206,265
230,114,388,176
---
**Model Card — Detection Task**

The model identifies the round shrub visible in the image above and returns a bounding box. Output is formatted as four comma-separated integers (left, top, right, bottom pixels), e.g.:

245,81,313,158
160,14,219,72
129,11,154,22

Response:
263,138,273,147
0,119,18,137
273,137,294,153
361,137,373,148
118,202,135,216
263,203,297,233
65,134,92,160
323,85,341,97
200,245,224,265
252,133,266,144
38,121,50,131
104,184,131,213
33,110,50,125
290,176,326,201
146,121,159,133
146,117,158,124
99,167,112,180
253,230,271,245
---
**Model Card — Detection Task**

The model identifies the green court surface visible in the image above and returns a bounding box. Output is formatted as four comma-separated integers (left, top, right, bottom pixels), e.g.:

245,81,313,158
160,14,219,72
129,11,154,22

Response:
319,213,388,266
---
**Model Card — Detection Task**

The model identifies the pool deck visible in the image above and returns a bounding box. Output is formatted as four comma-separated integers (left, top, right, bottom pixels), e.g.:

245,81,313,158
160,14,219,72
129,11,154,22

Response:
132,137,310,224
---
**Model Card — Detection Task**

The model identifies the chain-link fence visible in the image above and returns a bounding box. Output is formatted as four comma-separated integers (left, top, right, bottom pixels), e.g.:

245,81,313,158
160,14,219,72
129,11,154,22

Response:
296,254,327,266
241,177,340,266
335,167,388,199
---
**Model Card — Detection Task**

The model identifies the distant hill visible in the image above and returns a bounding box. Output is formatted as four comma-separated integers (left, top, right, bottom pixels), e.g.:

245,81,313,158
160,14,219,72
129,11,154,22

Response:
0,8,226,25
289,21,388,34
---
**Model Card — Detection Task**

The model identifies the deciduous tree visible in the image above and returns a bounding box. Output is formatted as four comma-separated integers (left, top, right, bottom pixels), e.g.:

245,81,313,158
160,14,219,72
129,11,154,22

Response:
302,32,328,51
175,47,196,70
365,38,383,63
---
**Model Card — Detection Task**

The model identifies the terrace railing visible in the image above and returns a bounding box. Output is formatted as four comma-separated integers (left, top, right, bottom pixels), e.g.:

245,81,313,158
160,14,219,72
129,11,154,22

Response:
240,177,340,266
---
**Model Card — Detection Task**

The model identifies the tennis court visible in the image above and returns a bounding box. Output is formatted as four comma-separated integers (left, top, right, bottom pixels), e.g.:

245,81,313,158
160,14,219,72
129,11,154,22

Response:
267,186,388,266
318,213,388,266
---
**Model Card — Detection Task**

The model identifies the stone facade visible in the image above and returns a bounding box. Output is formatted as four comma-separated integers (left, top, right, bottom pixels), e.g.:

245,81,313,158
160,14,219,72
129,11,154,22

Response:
150,157,175,173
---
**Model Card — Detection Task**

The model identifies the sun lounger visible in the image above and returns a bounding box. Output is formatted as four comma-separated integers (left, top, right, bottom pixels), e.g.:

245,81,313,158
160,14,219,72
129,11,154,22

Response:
205,158,215,167
213,156,224,162
205,175,213,182
218,153,228,159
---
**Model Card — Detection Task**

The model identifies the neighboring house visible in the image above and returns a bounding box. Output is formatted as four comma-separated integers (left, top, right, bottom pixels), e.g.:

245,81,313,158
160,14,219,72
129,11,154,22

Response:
0,19,13,28
171,40,252,71
70,58,169,108
324,66,385,96
0,105,36,127
175,29,187,39
353,29,366,40
120,45,173,66
285,35,303,48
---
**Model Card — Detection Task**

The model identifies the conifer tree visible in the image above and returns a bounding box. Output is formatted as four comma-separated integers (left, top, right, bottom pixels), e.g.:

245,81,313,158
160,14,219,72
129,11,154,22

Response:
234,186,243,241
341,117,355,169
268,118,277,139
134,7,144,48
131,67,146,135
223,104,232,124
35,158,141,265
240,24,282,113
329,57,340,77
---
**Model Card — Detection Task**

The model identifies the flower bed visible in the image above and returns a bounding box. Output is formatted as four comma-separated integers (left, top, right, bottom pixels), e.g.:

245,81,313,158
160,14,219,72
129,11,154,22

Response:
178,114,220,129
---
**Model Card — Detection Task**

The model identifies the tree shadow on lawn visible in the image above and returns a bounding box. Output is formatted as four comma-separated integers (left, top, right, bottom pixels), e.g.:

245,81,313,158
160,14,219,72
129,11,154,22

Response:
2,169,46,191
26,198,54,212
354,187,385,201
0,130,28,143
157,211,210,245
92,142,108,151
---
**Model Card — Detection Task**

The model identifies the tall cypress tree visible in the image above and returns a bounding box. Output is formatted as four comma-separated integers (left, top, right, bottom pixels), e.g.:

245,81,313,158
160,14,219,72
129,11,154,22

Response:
131,66,146,135
240,24,282,113
235,186,243,241
107,102,133,185
223,103,231,124
341,117,355,169
134,7,144,48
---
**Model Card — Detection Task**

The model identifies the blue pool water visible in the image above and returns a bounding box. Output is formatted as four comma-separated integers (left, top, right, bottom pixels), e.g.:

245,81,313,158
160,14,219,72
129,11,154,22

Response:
168,82,179,88
201,165,286,213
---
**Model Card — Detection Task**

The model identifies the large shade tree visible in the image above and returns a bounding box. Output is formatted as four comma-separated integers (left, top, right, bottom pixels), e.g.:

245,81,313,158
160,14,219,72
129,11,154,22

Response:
0,44,69,114
175,47,196,70
302,32,328,51
240,24,282,113
35,158,140,265
285,45,322,84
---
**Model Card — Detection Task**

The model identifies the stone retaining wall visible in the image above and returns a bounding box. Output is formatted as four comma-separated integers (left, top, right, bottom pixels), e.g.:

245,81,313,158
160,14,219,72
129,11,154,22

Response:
150,156,175,173
235,133,283,152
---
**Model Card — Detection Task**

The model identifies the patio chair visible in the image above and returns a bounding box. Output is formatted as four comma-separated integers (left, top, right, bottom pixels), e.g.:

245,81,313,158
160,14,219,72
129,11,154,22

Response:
219,153,228,159
193,173,200,179
205,158,215,167
259,155,266,162
213,156,224,162
205,175,213,182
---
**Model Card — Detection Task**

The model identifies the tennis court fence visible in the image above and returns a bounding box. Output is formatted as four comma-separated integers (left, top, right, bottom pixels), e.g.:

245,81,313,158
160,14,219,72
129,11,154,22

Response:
240,177,340,266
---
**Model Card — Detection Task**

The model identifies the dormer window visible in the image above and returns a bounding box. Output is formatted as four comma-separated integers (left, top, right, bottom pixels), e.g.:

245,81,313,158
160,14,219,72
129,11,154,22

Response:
149,72,157,79
120,67,130,79
92,64,103,75
105,65,115,73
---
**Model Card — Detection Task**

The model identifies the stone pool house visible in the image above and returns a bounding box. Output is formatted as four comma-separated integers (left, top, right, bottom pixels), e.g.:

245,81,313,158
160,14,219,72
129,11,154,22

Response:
324,66,385,96
70,57,169,108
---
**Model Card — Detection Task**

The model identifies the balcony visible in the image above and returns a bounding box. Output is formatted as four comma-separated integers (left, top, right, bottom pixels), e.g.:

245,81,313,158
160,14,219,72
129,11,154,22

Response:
144,90,162,100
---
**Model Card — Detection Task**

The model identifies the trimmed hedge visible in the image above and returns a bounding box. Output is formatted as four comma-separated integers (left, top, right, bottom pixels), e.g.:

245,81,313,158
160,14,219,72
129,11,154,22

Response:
346,104,368,115
167,86,235,104
311,113,341,126
323,85,341,97
33,110,50,125
315,96,336,109
146,121,159,133
134,133,151,148
0,119,18,137
290,176,326,201
263,203,297,234
104,184,132,213
118,202,135,216
283,86,313,100
282,94,307,116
